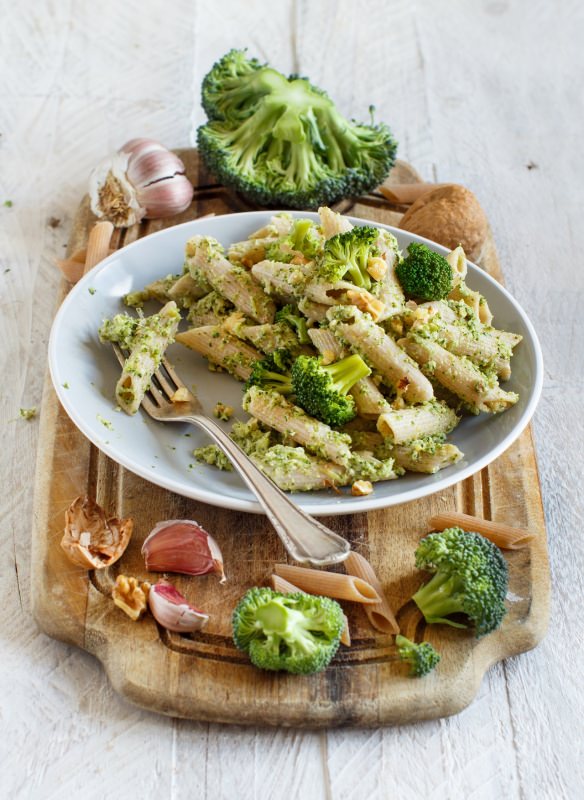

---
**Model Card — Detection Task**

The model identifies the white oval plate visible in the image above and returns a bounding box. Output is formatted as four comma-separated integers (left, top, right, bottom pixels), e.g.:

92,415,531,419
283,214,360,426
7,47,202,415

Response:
49,211,543,516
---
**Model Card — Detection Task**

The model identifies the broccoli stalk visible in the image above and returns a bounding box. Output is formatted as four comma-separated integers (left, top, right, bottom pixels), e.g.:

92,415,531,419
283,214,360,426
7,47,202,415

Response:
197,49,397,209
412,527,509,638
395,242,453,301
232,587,344,674
395,635,441,677
291,353,372,426
319,226,379,289
275,304,311,344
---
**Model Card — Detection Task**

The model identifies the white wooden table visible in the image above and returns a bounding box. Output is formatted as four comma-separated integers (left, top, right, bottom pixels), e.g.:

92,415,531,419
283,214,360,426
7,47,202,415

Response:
1,1,582,797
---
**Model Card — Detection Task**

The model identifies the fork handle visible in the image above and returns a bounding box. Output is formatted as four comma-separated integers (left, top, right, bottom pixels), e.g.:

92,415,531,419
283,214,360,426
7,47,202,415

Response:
186,414,351,567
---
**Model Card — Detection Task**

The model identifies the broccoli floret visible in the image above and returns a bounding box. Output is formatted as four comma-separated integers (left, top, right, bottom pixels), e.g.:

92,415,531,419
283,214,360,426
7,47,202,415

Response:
274,304,311,344
395,243,453,301
197,49,397,209
318,226,379,289
395,635,440,677
266,219,322,264
245,349,294,394
291,353,371,427
232,587,344,674
412,527,508,638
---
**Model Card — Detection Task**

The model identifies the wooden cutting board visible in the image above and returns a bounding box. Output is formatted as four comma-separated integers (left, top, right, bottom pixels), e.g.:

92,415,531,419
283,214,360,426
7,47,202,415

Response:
31,151,550,727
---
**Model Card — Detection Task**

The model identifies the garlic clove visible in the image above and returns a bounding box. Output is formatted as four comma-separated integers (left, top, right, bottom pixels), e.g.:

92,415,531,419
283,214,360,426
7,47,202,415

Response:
126,149,187,188
141,519,226,582
149,580,209,633
137,175,194,219
61,496,133,569
89,151,145,227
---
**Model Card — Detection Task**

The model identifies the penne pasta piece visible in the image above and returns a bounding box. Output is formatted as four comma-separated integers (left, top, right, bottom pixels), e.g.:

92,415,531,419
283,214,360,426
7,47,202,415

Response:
327,306,434,403
228,237,278,267
168,272,210,303
399,333,518,413
389,442,463,473
224,313,302,354
188,236,276,323
176,325,261,381
428,512,535,550
243,386,353,466
372,232,406,319
308,328,344,362
298,297,329,323
318,206,353,239
270,574,351,646
251,260,314,303
306,280,384,321
114,301,181,414
274,564,380,604
448,282,493,326
445,245,467,286
248,212,293,240
343,552,399,634
186,291,234,327
253,445,349,491
377,401,459,444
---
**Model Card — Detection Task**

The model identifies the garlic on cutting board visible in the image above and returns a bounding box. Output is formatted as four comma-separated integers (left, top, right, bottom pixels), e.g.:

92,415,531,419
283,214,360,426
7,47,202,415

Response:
141,519,226,582
149,581,209,633
89,138,194,227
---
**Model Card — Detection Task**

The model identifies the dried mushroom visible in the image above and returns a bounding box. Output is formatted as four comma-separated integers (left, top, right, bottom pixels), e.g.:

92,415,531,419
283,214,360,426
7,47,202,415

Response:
61,496,133,569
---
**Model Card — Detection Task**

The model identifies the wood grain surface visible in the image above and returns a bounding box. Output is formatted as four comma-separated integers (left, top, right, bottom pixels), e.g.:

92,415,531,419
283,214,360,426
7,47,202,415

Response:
31,150,549,727
3,0,583,797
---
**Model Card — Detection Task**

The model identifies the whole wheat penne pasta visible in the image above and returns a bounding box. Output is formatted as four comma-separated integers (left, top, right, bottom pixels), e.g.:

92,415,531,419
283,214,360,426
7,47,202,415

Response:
228,237,278,267
176,325,261,381
248,212,293,240
390,442,463,473
251,260,313,302
400,333,518,413
270,575,351,646
168,272,210,303
446,245,467,285
85,221,114,271
225,315,301,354
274,564,380,604
308,328,344,362
377,401,459,443
188,236,275,323
243,386,353,466
343,552,399,634
306,281,384,321
449,282,493,326
318,206,353,239
428,512,535,550
327,306,434,403
186,291,234,327
114,301,181,414
298,297,329,323
252,445,349,491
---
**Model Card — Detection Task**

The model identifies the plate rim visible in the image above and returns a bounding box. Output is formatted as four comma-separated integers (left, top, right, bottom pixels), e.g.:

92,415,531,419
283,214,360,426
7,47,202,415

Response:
48,210,544,516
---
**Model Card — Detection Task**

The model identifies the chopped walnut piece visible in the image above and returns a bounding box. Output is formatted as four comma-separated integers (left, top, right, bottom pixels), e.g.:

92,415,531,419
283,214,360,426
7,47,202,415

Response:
112,575,151,621
346,290,384,321
367,256,388,281
61,496,133,569
171,387,190,403
351,480,373,497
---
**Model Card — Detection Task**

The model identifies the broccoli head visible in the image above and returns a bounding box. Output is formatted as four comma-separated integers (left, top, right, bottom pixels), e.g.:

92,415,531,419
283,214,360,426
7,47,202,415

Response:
291,353,371,426
395,242,453,301
232,587,344,674
318,225,379,289
412,527,508,638
274,304,311,344
395,635,440,677
244,349,294,394
197,49,397,208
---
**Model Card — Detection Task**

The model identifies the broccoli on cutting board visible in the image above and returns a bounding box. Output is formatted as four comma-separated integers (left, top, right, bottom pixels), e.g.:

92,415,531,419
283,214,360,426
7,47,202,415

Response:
412,527,509,638
197,49,397,208
395,635,441,677
232,587,345,674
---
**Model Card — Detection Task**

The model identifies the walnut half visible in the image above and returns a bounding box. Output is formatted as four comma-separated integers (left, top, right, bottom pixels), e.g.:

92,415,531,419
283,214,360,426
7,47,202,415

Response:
112,575,151,621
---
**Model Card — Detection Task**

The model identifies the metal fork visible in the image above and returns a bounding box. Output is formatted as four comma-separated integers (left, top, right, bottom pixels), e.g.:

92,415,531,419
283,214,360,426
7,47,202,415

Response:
113,345,350,566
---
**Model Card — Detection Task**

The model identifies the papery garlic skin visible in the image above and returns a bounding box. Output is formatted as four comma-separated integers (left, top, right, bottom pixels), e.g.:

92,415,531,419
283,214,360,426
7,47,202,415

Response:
89,138,194,227
142,519,226,582
149,581,209,633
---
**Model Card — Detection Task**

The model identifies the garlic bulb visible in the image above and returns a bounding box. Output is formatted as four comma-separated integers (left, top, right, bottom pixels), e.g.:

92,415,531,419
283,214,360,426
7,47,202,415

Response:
149,581,209,633
89,138,194,227
141,519,226,582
